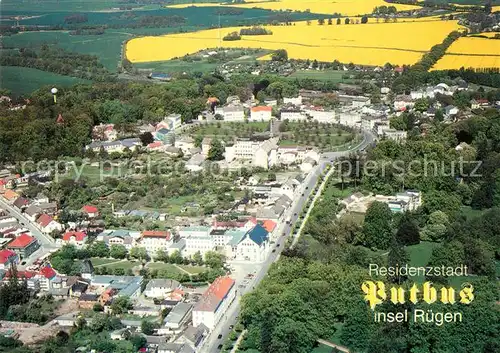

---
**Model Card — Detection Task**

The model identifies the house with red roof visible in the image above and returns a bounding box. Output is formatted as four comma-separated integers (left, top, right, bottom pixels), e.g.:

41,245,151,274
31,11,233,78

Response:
192,276,236,330
62,231,88,248
261,219,277,234
7,234,40,259
140,230,173,255
250,105,272,121
0,249,18,270
36,214,62,234
82,205,99,218
3,189,19,203
2,269,39,290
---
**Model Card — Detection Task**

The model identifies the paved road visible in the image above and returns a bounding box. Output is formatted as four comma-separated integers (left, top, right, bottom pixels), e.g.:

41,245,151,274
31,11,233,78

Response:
0,198,56,248
200,129,376,353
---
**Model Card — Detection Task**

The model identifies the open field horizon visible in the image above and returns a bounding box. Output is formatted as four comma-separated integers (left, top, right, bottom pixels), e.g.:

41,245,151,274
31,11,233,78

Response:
126,19,463,67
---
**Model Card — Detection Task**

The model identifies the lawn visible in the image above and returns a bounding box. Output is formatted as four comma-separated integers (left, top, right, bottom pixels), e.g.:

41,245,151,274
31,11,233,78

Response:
61,163,131,182
134,59,219,73
406,241,440,282
0,66,88,96
280,122,358,151
90,257,121,267
288,70,352,83
178,264,206,274
186,121,270,140
105,260,141,271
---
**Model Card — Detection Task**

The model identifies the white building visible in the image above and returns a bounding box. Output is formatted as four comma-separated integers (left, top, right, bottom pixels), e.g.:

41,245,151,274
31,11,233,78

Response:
144,279,182,299
283,96,302,105
253,138,278,170
175,136,195,154
281,107,307,121
383,129,407,142
140,231,173,255
338,110,362,128
394,95,415,111
233,224,269,263
182,228,215,257
214,105,245,122
250,106,272,121
166,114,182,130
304,107,335,123
192,276,236,330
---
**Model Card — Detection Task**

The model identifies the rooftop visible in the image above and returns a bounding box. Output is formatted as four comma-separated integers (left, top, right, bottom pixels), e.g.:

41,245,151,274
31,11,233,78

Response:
8,234,36,248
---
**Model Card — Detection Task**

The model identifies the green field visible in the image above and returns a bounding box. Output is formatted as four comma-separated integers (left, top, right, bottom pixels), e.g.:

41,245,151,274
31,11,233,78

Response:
105,260,141,271
185,121,270,140
90,257,121,267
406,241,440,282
0,66,88,96
2,0,131,12
288,70,353,83
178,264,206,274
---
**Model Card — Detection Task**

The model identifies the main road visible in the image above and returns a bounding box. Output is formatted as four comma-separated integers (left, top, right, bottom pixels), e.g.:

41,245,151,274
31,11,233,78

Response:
0,198,57,248
200,129,375,353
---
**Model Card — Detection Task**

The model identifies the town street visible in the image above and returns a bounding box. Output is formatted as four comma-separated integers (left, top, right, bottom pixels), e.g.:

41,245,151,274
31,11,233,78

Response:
200,129,375,352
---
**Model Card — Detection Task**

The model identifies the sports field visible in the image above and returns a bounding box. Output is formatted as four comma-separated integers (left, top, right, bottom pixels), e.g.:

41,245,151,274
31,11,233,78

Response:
165,0,421,16
126,20,462,66
432,36,500,70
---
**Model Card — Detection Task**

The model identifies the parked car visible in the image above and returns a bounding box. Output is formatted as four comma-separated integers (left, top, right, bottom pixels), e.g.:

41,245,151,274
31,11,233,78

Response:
218,334,222,339
217,344,223,350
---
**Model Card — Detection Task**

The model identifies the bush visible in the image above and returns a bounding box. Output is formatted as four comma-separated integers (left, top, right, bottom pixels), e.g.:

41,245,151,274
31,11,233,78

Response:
223,32,241,41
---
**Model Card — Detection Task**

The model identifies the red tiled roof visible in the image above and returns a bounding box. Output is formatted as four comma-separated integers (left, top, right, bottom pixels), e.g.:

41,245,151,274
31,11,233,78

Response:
262,220,277,232
63,231,87,242
0,249,16,264
195,276,235,312
251,106,272,112
37,214,54,227
4,270,35,279
40,266,56,279
8,234,36,248
147,141,163,149
4,189,19,200
142,230,171,240
82,205,98,213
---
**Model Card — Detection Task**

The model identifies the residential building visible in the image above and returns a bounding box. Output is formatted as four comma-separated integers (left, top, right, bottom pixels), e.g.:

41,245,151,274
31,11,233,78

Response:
144,279,182,298
140,230,173,255
166,113,182,130
304,106,335,123
78,293,99,309
192,276,236,330
160,302,193,332
201,138,212,157
97,230,140,250
253,138,279,170
175,136,195,154
2,190,19,204
7,234,40,259
338,94,371,108
280,106,306,121
394,95,415,111
82,205,99,218
0,249,18,270
214,105,245,121
183,231,215,258
185,153,206,172
24,204,42,222
156,128,175,145
62,231,88,248
13,197,29,211
36,214,63,234
283,96,302,105
383,129,407,142
37,202,58,215
250,106,272,121
91,275,144,298
86,138,141,153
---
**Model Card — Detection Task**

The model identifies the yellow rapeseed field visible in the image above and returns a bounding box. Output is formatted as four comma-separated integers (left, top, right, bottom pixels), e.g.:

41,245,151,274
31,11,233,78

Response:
126,20,461,67
166,0,420,16
432,36,500,70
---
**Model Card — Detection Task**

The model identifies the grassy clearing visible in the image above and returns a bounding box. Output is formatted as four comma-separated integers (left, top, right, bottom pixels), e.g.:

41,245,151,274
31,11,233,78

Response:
105,260,140,271
185,121,270,141
280,122,357,151
1,66,88,96
406,241,440,282
90,257,121,267
178,264,206,274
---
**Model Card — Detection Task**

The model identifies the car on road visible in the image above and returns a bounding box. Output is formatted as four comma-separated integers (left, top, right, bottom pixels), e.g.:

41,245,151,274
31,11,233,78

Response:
229,325,234,330
238,284,245,289
218,334,222,339
272,249,276,253
305,186,309,190
276,243,280,247
294,213,297,216
301,193,304,196
217,344,223,350
21,261,26,265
